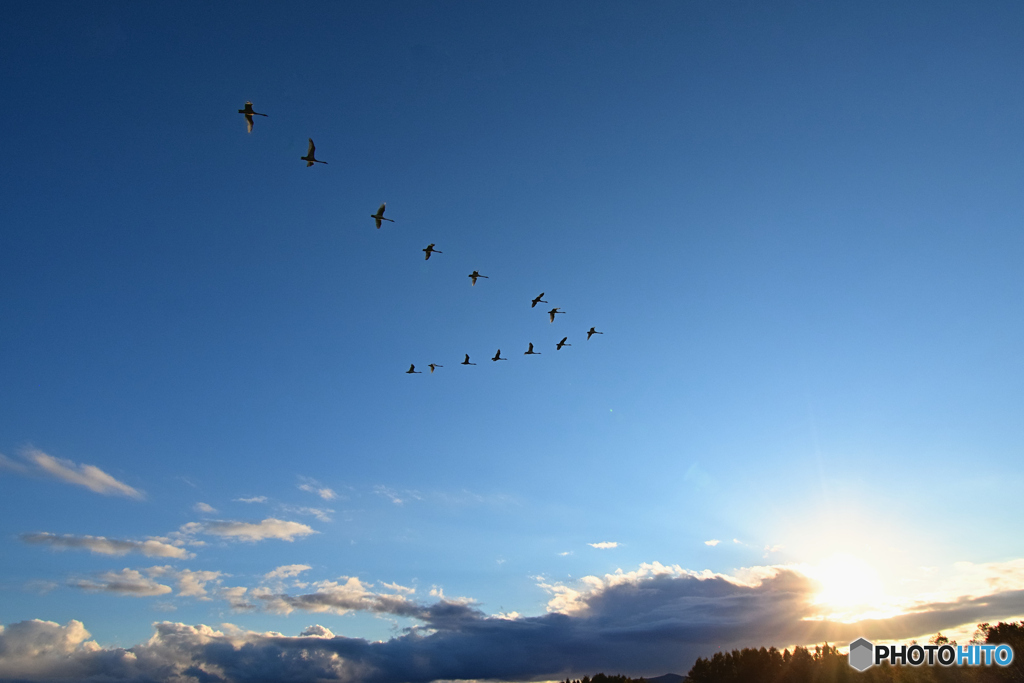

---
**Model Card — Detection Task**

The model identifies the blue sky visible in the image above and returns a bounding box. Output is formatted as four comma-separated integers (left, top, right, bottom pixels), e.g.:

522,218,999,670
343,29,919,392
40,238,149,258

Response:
2,2,1023,681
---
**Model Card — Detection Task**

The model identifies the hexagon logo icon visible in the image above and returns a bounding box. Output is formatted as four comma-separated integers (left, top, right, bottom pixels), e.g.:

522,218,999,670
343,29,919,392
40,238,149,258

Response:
849,637,874,671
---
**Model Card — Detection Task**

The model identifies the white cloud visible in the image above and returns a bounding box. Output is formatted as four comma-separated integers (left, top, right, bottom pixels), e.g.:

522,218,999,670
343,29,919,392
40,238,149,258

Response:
0,452,29,473
280,505,333,522
193,502,216,513
494,611,521,620
379,581,416,595
373,485,408,505
539,561,707,615
588,541,618,549
19,532,192,559
234,496,267,503
219,586,257,611
265,564,312,581
0,619,102,679
6,449,143,499
559,551,573,556
929,559,1024,600
24,580,59,595
182,518,317,542
174,569,224,598
298,477,337,500
704,539,721,546
144,566,222,597
68,566,227,601
69,569,172,597
299,624,335,638
253,577,432,618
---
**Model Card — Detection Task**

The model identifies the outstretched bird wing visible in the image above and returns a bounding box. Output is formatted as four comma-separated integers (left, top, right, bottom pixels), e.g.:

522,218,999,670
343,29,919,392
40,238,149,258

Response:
307,139,315,156
245,114,254,133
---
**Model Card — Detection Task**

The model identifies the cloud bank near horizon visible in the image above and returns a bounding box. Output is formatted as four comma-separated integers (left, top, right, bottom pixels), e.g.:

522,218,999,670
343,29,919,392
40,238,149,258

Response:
5,561,1024,682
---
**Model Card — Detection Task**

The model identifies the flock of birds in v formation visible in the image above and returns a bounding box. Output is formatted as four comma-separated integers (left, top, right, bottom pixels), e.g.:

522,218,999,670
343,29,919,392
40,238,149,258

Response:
238,101,605,375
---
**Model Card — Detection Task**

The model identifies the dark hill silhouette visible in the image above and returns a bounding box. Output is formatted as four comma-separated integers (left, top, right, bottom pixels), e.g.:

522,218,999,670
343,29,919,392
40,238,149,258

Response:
647,674,686,683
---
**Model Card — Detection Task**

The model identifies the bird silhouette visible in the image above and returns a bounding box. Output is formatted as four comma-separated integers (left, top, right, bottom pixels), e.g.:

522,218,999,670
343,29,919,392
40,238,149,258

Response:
423,243,442,260
524,342,540,355
548,307,566,323
461,354,476,365
428,363,443,373
556,337,570,350
371,203,394,229
301,138,327,166
406,364,422,374
587,327,603,340
468,271,489,286
238,101,267,133
492,349,507,361
531,293,547,308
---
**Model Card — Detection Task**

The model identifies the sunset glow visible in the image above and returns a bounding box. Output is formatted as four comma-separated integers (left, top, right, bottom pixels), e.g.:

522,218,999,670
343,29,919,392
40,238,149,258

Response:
808,555,886,618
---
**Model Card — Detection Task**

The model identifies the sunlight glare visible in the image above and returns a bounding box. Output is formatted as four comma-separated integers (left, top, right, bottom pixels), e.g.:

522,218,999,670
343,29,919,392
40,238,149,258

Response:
809,554,885,615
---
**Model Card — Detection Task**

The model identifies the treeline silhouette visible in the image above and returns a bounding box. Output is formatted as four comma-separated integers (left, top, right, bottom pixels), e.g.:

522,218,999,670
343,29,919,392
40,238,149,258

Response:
684,622,1023,683
575,622,1023,683
562,674,653,683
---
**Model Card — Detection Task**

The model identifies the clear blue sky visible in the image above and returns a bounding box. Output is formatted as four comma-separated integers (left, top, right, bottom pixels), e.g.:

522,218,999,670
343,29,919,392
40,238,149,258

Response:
1,2,1023,681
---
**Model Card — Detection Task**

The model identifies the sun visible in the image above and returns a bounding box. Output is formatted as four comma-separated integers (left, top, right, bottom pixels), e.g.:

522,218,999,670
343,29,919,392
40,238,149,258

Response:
807,554,886,617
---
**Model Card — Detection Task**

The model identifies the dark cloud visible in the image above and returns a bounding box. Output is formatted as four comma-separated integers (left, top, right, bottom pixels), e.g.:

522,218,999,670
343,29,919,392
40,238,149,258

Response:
4,568,1024,682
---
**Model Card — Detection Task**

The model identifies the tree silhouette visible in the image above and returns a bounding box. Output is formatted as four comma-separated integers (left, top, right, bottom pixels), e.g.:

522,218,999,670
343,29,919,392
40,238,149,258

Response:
682,622,1023,683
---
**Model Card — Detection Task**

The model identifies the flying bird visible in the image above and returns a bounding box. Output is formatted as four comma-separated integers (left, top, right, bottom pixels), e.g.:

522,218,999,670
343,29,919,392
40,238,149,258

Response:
461,354,476,365
406,364,422,374
524,342,540,355
556,337,570,350
428,363,443,373
371,203,394,229
548,307,566,323
531,293,547,308
301,138,327,166
468,271,489,286
492,349,506,361
423,243,442,260
587,327,604,340
238,101,267,133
